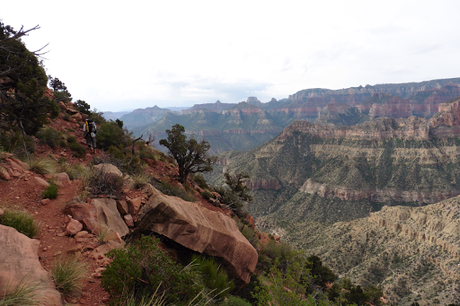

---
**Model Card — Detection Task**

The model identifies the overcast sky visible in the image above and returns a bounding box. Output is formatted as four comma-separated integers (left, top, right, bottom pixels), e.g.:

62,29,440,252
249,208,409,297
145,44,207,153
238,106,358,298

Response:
2,1,460,112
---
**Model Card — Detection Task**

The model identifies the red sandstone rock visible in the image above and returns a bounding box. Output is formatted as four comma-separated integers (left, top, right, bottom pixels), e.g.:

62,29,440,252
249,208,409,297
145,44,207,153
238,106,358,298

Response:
135,188,258,285
66,218,83,236
63,203,99,233
127,197,142,215
123,214,134,227
0,224,63,306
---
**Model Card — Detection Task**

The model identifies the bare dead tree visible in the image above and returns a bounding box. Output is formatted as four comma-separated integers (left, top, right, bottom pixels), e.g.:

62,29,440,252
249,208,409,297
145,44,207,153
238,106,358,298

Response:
145,132,156,147
128,135,144,168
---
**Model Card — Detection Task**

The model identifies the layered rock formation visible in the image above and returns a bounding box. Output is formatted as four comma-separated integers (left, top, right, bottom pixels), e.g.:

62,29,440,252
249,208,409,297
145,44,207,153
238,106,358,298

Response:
207,98,460,225
286,198,460,305
129,78,460,153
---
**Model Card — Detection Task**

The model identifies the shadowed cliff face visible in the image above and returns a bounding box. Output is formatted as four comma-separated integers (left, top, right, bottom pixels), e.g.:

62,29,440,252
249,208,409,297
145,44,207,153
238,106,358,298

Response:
285,198,460,305
207,98,460,224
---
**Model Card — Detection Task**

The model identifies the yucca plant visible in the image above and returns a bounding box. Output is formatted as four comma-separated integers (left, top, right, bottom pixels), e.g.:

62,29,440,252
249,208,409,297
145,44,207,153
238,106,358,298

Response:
51,256,87,298
26,157,56,175
130,173,150,189
0,278,42,306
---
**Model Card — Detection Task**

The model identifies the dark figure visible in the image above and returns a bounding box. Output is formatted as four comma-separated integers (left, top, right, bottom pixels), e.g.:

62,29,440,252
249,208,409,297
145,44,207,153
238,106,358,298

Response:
83,119,97,153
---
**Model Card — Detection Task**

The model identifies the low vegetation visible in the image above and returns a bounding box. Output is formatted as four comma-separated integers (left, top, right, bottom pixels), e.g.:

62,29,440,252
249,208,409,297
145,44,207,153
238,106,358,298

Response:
51,256,87,298
26,157,56,175
42,181,59,199
0,209,40,238
0,278,41,306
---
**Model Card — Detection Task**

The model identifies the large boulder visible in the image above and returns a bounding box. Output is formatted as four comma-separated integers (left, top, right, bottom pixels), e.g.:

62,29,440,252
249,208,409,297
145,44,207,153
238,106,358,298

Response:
91,198,129,238
134,189,258,285
0,224,63,306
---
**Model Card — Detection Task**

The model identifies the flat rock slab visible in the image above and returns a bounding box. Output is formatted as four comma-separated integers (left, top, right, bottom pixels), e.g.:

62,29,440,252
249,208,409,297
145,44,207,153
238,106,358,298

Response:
91,198,129,238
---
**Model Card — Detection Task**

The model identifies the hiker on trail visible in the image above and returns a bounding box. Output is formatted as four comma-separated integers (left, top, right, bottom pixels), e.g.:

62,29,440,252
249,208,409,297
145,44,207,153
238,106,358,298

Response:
83,119,97,153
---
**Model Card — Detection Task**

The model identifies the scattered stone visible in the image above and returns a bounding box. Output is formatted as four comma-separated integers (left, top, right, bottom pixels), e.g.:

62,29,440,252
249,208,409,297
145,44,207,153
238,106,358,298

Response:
116,200,129,215
127,197,142,215
41,198,51,205
0,166,11,180
63,203,99,233
53,251,62,257
55,172,71,186
124,214,134,227
56,232,66,237
74,231,89,239
67,244,84,254
33,176,50,188
65,219,83,236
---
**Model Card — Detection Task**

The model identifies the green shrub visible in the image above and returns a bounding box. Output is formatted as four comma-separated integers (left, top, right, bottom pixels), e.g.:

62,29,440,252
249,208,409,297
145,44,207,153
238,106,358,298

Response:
51,256,87,298
0,131,35,155
101,235,205,305
152,180,195,202
68,142,87,158
36,126,64,149
191,255,234,301
97,121,130,151
191,173,210,190
219,295,252,306
0,209,40,238
66,134,77,143
201,190,214,202
42,182,59,199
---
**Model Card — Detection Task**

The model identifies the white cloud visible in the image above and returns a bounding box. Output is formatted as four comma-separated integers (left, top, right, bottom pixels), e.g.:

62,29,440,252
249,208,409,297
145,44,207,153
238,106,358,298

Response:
2,0,460,111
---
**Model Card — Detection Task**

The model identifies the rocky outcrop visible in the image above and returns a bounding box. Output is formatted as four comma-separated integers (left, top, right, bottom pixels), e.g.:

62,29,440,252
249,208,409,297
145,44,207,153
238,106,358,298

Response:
0,224,63,306
134,186,258,285
292,197,460,305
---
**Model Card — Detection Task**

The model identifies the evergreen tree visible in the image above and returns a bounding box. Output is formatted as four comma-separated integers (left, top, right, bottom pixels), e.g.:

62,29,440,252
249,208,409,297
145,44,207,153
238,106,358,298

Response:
160,124,217,184
0,21,58,136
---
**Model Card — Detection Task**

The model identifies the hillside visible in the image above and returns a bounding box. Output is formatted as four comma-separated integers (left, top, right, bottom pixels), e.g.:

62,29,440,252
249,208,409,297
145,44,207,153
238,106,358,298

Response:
283,198,460,305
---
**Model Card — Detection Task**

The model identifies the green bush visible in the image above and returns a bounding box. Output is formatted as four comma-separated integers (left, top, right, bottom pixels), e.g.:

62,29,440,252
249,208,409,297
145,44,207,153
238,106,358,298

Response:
36,126,64,149
191,173,210,190
101,235,205,305
191,255,234,301
68,142,87,158
0,209,40,238
42,182,59,199
152,180,195,202
219,295,252,306
51,256,87,297
97,121,130,151
0,131,35,155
